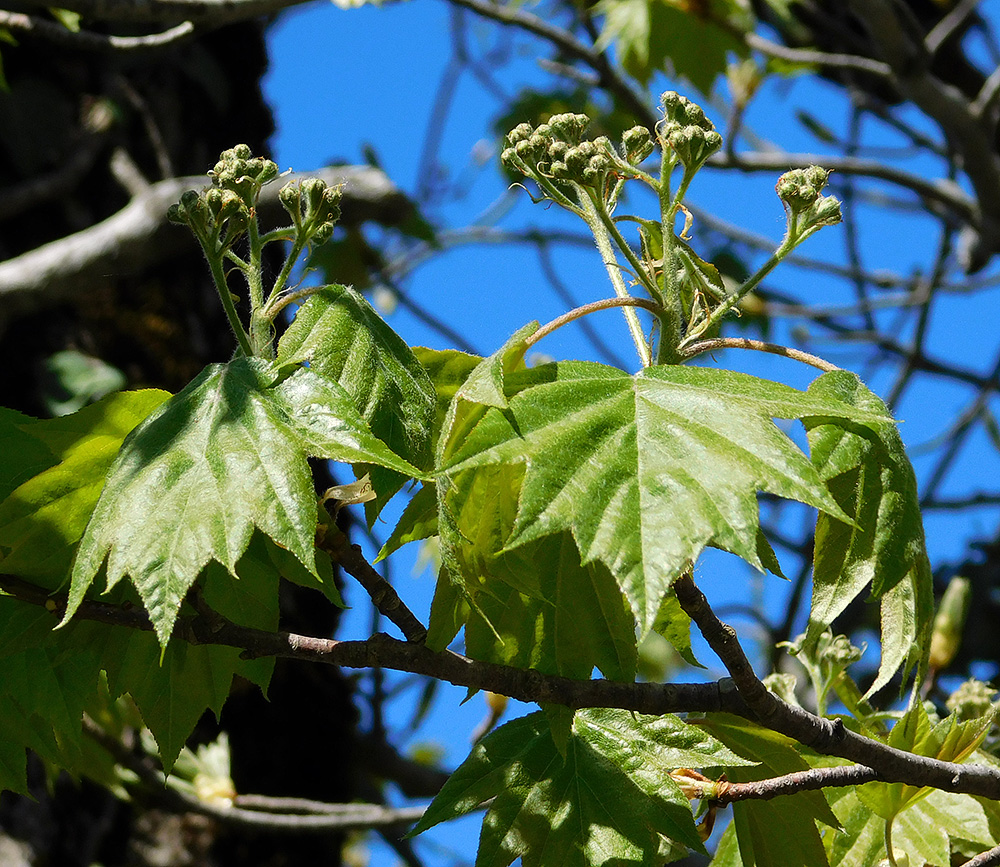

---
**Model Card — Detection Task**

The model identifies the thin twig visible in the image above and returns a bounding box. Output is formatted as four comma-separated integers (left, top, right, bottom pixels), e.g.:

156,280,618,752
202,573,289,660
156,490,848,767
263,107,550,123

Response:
319,526,428,644
745,32,892,78
680,338,841,373
524,296,663,351
714,764,881,804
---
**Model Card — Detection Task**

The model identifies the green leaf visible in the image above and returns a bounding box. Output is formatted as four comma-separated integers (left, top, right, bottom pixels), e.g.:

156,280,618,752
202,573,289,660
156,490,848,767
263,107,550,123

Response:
0,390,171,586
804,371,933,695
0,407,56,502
414,709,753,866
857,701,990,821
65,357,422,646
413,346,482,438
442,362,889,631
277,284,436,518
595,0,749,94
828,786,992,867
464,532,638,681
699,714,838,867
42,349,127,417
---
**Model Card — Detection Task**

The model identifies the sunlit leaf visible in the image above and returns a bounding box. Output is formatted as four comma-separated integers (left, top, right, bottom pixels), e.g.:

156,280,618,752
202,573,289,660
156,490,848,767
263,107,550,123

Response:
804,371,933,695
65,357,422,646
277,284,435,518
442,361,888,631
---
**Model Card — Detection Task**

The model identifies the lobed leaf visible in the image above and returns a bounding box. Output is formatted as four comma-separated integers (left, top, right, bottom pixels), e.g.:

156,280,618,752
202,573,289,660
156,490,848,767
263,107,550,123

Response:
65,357,422,646
0,390,170,586
441,361,890,631
414,708,753,867
277,284,436,519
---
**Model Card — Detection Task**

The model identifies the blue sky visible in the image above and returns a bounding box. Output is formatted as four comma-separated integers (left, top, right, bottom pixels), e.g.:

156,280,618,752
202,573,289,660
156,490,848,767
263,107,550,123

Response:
262,3,1000,863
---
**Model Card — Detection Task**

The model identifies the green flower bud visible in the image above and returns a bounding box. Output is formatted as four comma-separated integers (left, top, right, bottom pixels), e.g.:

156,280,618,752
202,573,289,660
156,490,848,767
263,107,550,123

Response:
929,575,971,671
210,144,280,204
547,112,589,144
776,166,843,231
622,126,655,164
657,92,722,171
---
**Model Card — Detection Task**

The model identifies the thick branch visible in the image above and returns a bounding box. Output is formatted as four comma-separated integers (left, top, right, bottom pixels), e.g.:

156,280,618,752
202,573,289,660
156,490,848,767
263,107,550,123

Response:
0,166,413,328
9,570,1000,801
672,572,1000,800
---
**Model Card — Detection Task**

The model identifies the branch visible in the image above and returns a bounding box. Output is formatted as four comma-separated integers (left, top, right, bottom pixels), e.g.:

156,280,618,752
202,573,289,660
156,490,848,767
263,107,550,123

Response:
0,10,195,50
744,32,892,78
846,0,1000,270
318,526,428,644
0,166,414,328
672,572,1000,800
713,764,882,804
8,0,313,25
443,0,656,130
8,570,1000,804
83,716,430,832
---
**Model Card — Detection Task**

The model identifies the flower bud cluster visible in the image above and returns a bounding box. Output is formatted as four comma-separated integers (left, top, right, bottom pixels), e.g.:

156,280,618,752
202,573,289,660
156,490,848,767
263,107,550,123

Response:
168,145,280,251
167,187,250,251
946,678,998,722
502,113,619,188
658,91,722,171
775,166,842,230
279,178,343,245
209,143,280,204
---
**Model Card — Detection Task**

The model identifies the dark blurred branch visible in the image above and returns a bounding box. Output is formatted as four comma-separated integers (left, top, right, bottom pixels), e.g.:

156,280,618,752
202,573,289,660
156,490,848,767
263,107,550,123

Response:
0,165,414,328
0,10,195,50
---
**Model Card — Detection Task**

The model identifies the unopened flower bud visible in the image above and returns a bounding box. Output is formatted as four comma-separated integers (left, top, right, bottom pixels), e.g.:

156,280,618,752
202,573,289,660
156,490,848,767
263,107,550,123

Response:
946,678,997,722
929,575,971,671
622,126,655,164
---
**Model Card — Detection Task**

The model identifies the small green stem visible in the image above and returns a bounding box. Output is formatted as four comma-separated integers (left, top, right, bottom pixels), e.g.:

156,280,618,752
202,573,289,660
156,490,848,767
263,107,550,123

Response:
678,240,791,351
680,338,840,373
264,284,326,320
245,219,274,358
588,192,659,301
524,296,665,351
267,235,308,304
656,150,684,365
206,248,253,357
578,193,651,367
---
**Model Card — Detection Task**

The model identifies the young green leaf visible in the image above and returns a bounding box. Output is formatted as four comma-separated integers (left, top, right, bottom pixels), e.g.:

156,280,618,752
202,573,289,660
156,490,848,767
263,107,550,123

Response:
0,390,170,586
414,709,753,867
277,284,436,518
857,701,991,822
64,357,423,646
0,407,57,502
828,786,993,867
442,362,889,631
804,370,933,694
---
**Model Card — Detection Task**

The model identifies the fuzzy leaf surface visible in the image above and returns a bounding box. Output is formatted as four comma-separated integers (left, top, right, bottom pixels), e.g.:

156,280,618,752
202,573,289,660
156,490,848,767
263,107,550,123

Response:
442,362,888,630
277,284,435,517
414,708,753,867
65,357,421,645
804,371,933,694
